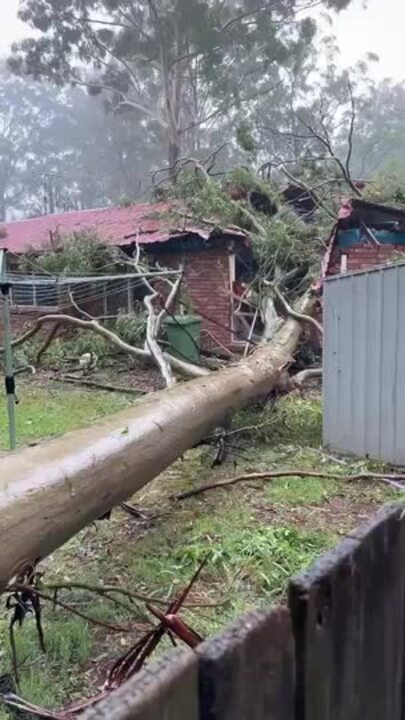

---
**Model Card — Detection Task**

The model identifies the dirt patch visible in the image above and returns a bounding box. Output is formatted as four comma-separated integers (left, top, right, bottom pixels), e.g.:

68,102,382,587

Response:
253,493,385,536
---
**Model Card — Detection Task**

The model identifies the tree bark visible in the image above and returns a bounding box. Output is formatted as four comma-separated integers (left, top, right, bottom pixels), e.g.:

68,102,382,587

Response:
0,293,316,591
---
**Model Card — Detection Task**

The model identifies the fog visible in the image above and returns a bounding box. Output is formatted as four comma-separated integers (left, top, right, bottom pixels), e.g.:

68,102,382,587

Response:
0,0,403,221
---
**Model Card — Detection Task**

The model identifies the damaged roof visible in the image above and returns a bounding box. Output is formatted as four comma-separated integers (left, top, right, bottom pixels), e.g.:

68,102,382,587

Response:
338,197,405,228
322,197,405,278
0,202,248,254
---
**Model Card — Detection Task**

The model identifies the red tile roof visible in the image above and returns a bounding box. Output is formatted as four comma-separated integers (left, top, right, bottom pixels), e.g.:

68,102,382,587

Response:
0,202,247,254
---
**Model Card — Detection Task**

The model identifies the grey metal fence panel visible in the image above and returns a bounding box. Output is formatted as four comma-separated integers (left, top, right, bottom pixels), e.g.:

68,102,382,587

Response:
395,268,405,460
363,270,383,459
323,264,405,465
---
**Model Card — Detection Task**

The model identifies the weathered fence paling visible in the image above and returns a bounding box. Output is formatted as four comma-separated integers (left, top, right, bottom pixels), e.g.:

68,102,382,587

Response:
289,502,405,720
82,503,405,720
82,650,198,720
197,607,294,720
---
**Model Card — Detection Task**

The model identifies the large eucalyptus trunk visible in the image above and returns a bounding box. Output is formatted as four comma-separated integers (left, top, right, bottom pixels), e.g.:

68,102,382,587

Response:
0,294,316,591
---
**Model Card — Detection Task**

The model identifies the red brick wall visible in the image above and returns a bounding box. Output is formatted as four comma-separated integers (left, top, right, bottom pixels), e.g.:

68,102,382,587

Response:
327,244,403,276
154,249,233,352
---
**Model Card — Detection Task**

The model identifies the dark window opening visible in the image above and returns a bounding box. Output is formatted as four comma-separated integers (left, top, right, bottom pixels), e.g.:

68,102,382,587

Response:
231,251,262,344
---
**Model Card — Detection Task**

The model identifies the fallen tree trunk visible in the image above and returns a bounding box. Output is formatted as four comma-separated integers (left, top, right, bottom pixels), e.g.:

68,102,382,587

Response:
0,293,316,591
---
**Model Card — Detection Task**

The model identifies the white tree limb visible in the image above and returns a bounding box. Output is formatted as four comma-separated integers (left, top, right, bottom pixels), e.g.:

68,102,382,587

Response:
0,315,208,379
265,282,323,336
292,367,323,387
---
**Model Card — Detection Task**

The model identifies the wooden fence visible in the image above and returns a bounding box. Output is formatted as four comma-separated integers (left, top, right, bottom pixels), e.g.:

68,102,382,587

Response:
83,503,405,720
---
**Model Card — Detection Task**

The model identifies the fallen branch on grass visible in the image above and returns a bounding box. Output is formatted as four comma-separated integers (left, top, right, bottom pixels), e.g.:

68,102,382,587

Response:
106,558,206,690
119,502,150,519
53,375,149,395
174,469,405,500
1,562,209,719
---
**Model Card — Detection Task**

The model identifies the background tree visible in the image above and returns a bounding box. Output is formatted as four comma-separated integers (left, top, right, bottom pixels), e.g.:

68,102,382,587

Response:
10,0,352,168
0,67,164,219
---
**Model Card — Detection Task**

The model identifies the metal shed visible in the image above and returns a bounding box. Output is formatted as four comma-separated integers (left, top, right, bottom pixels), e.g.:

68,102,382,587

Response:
323,263,405,465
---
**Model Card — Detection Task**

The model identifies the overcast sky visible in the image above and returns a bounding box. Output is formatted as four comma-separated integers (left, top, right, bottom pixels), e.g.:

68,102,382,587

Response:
0,0,403,83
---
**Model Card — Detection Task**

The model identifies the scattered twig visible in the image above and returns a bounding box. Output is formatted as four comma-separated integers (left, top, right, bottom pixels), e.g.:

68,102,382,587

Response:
14,365,36,377
306,447,351,466
8,585,132,634
146,603,203,648
6,565,45,686
292,368,322,388
106,559,207,689
68,287,94,321
224,422,271,438
119,502,150,520
0,693,68,719
173,470,405,501
1,562,224,717
25,580,221,612
52,375,148,395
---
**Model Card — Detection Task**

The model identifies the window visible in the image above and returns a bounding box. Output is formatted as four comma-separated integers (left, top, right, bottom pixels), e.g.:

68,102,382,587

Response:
229,253,261,344
11,281,58,308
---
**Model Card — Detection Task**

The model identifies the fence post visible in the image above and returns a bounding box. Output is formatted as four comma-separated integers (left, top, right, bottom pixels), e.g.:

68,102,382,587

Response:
0,249,17,450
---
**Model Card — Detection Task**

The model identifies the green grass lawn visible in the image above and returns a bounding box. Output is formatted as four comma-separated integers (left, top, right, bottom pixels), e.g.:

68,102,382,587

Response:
0,390,397,718
0,381,134,450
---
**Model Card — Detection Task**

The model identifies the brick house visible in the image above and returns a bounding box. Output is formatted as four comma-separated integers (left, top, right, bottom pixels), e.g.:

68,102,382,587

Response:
0,203,255,353
323,198,405,278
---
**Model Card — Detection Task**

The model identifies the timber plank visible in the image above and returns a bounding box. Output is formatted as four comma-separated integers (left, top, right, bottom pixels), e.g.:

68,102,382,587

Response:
81,649,198,720
198,606,294,720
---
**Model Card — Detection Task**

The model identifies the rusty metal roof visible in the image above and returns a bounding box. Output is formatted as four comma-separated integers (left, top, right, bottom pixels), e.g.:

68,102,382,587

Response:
0,202,248,254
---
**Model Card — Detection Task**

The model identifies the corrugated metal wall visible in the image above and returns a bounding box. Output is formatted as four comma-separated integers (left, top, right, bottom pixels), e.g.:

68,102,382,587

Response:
323,264,405,465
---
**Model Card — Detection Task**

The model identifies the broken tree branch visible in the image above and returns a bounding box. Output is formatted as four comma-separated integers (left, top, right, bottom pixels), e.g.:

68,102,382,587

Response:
174,469,405,500
0,313,208,379
132,247,184,387
345,79,356,181
36,323,61,366
296,108,362,198
266,282,323,336
144,292,176,387
8,584,132,634
278,164,336,221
